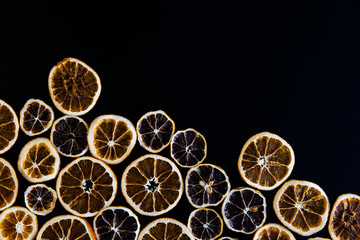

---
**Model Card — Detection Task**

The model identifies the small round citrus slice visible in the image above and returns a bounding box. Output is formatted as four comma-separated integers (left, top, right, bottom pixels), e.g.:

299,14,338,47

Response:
36,215,96,240
18,137,60,183
50,115,88,157
19,99,54,136
138,218,194,240
88,114,136,164
238,132,295,191
24,184,57,216
0,99,19,154
93,206,140,240
253,223,296,240
0,158,18,211
185,164,230,208
0,206,37,240
121,154,183,216
136,110,175,153
328,193,360,240
273,180,330,236
188,208,223,240
48,57,101,116
56,156,117,217
222,187,266,234
170,128,207,167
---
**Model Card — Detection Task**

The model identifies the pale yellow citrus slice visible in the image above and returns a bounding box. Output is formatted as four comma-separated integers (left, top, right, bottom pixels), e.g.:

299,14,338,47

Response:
24,184,57,216
253,223,296,240
188,208,223,240
0,99,19,154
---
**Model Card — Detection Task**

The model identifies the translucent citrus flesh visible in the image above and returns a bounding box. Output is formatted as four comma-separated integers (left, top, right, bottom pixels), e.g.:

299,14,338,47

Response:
26,185,56,214
241,135,292,188
189,209,222,240
0,162,17,209
21,101,53,135
256,226,292,240
0,104,17,152
0,210,34,240
50,59,99,113
142,222,191,240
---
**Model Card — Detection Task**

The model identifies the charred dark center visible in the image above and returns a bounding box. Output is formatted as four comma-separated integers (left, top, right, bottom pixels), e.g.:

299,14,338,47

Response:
83,179,93,192
146,178,159,192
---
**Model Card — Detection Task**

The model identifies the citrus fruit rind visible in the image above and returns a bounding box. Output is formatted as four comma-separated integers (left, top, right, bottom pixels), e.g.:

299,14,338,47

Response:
253,223,296,240
0,157,18,211
0,99,19,154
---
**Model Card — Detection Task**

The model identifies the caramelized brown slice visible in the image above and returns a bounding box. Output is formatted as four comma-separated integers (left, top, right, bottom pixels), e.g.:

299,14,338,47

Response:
188,208,223,240
25,184,57,216
254,224,295,240
0,158,18,211
0,100,19,154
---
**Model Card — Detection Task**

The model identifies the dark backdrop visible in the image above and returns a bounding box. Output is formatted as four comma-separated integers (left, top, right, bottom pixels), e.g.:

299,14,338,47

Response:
2,1,360,239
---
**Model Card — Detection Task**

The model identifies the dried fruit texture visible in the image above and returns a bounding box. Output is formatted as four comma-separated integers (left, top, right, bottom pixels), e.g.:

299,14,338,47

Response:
24,184,57,216
0,99,19,154
0,158,18,211
253,223,296,240
188,208,223,240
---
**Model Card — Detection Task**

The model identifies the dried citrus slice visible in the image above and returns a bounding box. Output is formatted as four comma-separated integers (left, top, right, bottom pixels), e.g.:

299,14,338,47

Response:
88,114,136,164
273,180,330,236
19,99,54,136
185,164,230,208
138,218,194,240
24,184,57,216
238,132,295,191
218,237,238,240
253,223,296,240
328,193,360,240
93,206,140,240
188,208,223,240
0,158,18,211
0,206,37,240
56,156,117,217
121,154,183,216
0,99,19,154
36,215,96,240
18,137,60,183
50,115,88,157
136,110,175,153
48,57,101,116
170,128,207,167
221,187,266,234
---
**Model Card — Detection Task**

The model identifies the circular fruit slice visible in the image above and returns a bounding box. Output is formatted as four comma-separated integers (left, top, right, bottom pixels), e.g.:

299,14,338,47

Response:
170,128,207,167
93,206,140,240
238,132,295,191
0,206,37,240
185,164,230,208
56,156,117,217
19,99,54,136
0,158,18,211
121,154,183,216
136,110,175,153
221,187,266,234
36,215,96,240
48,57,101,116
50,115,88,157
138,218,194,240
273,180,330,236
253,223,296,240
88,114,136,164
24,184,57,216
188,208,223,240
0,99,19,154
328,193,360,240
18,137,60,183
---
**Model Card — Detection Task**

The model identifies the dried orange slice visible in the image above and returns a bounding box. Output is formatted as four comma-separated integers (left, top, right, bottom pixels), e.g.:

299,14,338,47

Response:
0,99,19,154
36,215,96,240
273,180,330,236
0,206,37,240
253,223,296,240
56,156,117,217
24,184,57,216
18,137,60,183
48,57,101,116
93,206,140,240
19,99,54,136
328,193,360,240
88,114,136,164
121,154,183,216
188,208,223,240
138,218,194,240
0,158,18,211
185,164,230,208
221,187,266,234
238,132,295,191
50,115,88,157
170,128,207,167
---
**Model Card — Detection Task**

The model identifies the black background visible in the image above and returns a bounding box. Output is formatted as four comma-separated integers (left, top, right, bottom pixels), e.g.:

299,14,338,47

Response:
2,0,360,239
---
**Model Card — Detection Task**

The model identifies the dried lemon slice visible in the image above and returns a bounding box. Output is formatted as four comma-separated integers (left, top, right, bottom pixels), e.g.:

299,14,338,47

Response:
188,208,223,240
18,137,60,183
24,184,57,216
0,99,19,154
19,99,54,136
253,223,296,240
238,132,295,191
0,158,18,211
48,57,101,115
273,180,330,236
